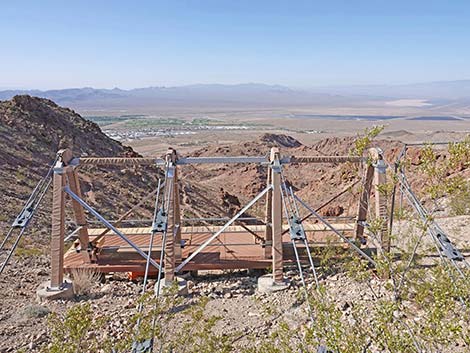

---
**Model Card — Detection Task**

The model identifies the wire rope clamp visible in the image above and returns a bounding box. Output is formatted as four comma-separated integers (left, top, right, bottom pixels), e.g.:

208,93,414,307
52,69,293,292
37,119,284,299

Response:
269,147,282,173
369,147,387,174
152,209,168,233
436,231,464,261
373,159,387,174
131,338,153,353
288,215,306,240
53,149,75,174
11,201,35,228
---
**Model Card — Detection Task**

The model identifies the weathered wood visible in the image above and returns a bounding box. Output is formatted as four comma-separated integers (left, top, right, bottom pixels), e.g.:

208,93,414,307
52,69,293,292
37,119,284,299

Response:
78,155,364,166
270,148,284,283
57,146,382,281
164,149,177,282
173,168,182,262
372,150,390,253
66,169,91,263
50,172,66,288
86,222,355,236
288,155,364,164
264,167,272,259
355,164,374,241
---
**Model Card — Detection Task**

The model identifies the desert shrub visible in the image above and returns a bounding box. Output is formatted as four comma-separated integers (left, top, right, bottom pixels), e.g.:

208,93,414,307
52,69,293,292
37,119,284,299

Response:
69,268,101,296
16,246,43,258
44,303,104,353
350,125,384,157
42,284,234,353
447,179,470,215
417,140,470,210
23,304,51,319
169,297,233,353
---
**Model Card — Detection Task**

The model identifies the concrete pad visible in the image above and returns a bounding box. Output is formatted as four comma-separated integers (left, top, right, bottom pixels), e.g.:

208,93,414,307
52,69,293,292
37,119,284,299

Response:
154,276,188,296
36,280,74,301
257,274,290,293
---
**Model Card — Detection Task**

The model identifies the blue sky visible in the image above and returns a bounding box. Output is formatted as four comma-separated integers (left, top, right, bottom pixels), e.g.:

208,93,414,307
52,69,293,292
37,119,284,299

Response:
1,0,469,89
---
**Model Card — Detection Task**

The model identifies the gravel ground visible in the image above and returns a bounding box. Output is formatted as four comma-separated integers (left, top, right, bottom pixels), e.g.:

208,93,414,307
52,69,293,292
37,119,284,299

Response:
1,216,469,352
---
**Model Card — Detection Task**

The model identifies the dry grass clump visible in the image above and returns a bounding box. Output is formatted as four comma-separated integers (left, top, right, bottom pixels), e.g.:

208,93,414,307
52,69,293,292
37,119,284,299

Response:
23,304,50,319
69,268,101,296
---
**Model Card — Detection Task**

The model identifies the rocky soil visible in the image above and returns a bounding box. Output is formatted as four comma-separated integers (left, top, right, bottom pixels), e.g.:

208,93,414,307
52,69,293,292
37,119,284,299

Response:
1,96,470,352
1,211,469,353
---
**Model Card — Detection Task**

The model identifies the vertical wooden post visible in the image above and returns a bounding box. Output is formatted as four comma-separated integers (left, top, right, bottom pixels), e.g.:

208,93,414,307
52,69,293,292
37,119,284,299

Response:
372,148,390,253
355,164,374,242
164,149,177,283
66,169,91,263
173,167,182,263
50,150,71,289
270,148,284,283
264,167,272,259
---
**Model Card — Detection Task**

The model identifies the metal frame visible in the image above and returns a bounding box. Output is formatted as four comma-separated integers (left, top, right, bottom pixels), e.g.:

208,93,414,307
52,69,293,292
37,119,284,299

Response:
64,186,161,271
9,146,383,290
175,184,273,272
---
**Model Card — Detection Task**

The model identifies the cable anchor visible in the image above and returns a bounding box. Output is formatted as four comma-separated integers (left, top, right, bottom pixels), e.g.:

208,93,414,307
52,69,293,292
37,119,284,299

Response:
151,209,168,233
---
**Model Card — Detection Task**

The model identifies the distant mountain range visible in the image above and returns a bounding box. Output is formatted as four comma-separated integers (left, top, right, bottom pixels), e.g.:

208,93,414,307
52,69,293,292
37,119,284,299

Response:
309,80,470,100
0,84,357,111
0,81,469,112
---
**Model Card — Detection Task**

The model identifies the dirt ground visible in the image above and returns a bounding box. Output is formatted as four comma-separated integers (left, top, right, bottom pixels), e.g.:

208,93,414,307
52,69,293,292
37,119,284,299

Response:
1,102,470,352
1,215,469,352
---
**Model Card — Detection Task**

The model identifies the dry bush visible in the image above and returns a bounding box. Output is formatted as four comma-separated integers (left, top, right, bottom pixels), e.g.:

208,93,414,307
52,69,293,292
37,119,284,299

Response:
69,268,101,296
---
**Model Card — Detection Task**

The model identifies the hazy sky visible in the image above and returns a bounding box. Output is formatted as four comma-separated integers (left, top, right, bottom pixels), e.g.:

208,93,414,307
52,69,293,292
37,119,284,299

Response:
1,0,469,89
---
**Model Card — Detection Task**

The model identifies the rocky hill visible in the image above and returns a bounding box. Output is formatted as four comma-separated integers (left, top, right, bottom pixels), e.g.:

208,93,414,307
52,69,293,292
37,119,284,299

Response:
0,96,364,245
1,95,468,252
1,96,470,353
0,95,136,165
0,96,158,246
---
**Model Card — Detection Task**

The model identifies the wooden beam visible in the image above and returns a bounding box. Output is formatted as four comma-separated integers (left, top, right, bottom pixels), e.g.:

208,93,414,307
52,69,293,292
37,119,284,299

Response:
270,148,284,283
50,149,75,288
372,149,390,253
78,155,365,167
66,169,91,263
355,164,374,241
164,149,177,282
79,157,158,166
264,167,272,259
173,168,182,262
287,155,364,164
50,171,66,288
86,222,356,236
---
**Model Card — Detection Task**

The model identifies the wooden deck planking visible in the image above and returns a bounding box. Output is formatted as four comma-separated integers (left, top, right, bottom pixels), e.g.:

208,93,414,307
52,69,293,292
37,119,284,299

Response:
64,224,358,273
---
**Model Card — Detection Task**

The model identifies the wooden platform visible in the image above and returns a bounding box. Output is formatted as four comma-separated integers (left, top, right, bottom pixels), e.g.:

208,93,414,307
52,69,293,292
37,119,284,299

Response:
63,223,357,274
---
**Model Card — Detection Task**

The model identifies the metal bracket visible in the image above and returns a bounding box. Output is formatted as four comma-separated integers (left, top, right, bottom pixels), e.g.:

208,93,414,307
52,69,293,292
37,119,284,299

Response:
270,158,282,174
73,240,94,253
46,280,69,292
64,186,161,271
152,209,168,233
166,164,175,178
357,220,368,226
11,202,34,228
131,338,153,353
436,231,464,261
288,215,306,240
68,157,80,168
373,159,387,174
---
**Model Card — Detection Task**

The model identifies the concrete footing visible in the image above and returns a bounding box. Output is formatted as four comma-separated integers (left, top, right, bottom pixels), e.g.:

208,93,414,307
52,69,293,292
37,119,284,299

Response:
36,280,74,301
257,274,290,293
155,276,189,296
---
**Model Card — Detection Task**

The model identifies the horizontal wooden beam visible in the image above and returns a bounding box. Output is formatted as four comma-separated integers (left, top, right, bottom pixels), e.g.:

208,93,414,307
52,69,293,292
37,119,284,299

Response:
284,155,364,164
79,157,159,166
86,223,355,235
77,155,364,167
